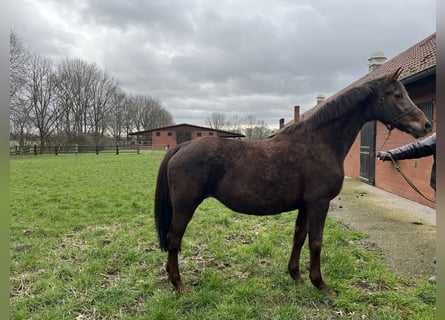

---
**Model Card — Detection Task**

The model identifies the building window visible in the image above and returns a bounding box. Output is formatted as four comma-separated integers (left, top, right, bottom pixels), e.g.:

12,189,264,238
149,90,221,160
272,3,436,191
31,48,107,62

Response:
156,132,161,137
417,100,433,121
209,132,214,136
167,132,172,137
197,132,202,137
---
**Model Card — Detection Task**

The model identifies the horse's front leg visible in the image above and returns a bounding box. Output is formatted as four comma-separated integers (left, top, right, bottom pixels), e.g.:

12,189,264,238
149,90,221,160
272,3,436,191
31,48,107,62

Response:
288,207,308,284
307,201,337,296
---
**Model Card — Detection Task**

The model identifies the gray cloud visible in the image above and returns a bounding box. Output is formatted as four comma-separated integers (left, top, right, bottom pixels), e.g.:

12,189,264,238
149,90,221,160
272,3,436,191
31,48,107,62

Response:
11,0,436,127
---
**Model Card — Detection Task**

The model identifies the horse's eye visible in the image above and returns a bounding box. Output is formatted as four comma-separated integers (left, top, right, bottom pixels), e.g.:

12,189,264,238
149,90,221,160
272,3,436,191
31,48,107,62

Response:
395,93,403,99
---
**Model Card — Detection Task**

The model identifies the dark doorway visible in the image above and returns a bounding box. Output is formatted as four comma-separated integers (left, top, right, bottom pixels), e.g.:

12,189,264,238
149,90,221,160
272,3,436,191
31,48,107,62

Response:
177,131,192,144
359,121,376,184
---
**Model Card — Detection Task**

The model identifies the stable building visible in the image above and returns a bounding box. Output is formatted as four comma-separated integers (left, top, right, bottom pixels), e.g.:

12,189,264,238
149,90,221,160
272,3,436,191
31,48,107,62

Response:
129,123,245,149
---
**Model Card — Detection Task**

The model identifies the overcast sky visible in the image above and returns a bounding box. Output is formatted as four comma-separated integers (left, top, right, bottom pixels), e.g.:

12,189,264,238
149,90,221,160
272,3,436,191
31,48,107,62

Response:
10,0,436,128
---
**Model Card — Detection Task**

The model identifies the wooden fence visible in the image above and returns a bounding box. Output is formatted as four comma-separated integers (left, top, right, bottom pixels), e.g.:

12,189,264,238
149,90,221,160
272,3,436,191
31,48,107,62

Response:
10,143,173,156
10,144,138,156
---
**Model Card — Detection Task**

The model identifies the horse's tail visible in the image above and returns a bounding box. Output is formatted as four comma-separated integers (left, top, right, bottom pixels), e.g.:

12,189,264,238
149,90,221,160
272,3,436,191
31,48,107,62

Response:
154,146,180,251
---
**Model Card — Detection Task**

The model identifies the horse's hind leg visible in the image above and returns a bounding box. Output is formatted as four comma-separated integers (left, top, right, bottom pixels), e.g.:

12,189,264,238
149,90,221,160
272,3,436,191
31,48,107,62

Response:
166,250,185,291
307,201,337,296
166,207,195,293
288,207,308,284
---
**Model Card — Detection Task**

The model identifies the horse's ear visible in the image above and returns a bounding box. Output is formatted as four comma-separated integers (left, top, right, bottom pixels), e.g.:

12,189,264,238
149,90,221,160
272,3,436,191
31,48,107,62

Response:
385,67,403,82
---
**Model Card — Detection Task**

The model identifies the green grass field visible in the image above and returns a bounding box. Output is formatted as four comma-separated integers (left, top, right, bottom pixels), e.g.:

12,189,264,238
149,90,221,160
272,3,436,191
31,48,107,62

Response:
10,152,435,319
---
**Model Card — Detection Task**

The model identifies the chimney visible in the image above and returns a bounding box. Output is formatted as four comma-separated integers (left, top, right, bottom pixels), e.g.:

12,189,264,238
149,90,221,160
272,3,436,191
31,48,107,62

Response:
294,105,300,123
316,94,325,105
279,118,285,128
368,51,387,72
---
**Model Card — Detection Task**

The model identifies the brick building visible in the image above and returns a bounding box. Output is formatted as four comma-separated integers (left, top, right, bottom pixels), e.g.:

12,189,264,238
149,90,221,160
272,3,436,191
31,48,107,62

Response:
293,33,436,208
129,123,245,149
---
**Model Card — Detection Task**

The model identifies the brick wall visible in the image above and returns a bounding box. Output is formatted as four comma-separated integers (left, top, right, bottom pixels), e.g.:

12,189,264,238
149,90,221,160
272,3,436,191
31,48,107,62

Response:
152,129,217,148
152,131,176,149
374,123,436,208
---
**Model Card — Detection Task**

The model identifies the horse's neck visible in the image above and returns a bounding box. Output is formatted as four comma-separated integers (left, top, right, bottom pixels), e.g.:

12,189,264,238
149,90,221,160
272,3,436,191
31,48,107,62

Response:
322,102,373,159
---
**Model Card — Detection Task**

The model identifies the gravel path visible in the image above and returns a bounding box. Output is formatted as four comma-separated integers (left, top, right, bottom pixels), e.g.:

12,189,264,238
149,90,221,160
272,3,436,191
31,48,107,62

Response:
328,178,436,280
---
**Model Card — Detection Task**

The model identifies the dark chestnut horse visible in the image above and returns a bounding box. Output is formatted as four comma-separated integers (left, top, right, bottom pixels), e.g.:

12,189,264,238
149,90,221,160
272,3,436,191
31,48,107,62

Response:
154,68,431,295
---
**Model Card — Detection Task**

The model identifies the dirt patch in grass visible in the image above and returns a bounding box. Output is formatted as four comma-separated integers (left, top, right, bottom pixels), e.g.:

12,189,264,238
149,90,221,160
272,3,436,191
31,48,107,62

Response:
329,178,436,280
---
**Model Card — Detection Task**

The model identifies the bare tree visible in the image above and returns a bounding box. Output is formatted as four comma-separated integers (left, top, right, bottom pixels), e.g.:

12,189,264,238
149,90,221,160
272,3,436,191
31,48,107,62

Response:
56,58,119,144
25,54,59,148
87,68,119,143
56,58,95,142
140,96,161,130
243,115,273,140
121,95,137,139
206,112,227,129
126,94,173,134
10,30,29,98
10,96,33,145
243,115,257,140
206,112,272,140
10,30,32,145
226,114,244,134
140,96,173,130
129,95,147,133
153,105,173,128
9,33,174,146
249,119,272,140
108,88,127,141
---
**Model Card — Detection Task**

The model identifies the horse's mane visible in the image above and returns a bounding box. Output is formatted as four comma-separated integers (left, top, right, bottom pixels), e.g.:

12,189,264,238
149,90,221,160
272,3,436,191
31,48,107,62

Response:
283,78,381,133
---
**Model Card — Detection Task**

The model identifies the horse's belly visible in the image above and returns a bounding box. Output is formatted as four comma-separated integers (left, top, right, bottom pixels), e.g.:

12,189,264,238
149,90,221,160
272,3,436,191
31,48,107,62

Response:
214,189,299,215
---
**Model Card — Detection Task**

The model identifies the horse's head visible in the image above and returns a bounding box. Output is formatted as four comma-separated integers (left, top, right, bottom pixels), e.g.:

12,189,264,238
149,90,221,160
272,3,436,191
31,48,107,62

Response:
376,68,432,138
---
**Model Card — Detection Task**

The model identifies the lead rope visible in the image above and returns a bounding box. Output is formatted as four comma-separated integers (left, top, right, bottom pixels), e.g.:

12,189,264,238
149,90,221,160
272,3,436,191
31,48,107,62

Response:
378,128,436,203
387,154,436,203
378,127,392,151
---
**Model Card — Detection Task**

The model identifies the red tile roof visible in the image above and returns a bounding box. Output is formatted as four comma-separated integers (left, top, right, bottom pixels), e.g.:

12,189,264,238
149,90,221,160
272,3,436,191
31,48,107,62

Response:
366,33,435,80
300,32,436,121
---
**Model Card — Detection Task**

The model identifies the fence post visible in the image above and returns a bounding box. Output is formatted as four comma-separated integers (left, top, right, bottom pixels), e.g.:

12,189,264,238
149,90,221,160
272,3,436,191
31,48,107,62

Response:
137,144,140,154
116,145,119,155
96,146,99,155
54,145,58,155
34,144,37,155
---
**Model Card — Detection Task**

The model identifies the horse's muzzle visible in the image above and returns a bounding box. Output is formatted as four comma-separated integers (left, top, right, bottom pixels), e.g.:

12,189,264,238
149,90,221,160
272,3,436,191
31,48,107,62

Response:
411,120,432,138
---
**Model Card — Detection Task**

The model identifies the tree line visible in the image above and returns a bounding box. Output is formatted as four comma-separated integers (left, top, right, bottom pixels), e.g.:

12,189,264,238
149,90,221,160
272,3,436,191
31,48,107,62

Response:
205,112,277,140
10,30,173,147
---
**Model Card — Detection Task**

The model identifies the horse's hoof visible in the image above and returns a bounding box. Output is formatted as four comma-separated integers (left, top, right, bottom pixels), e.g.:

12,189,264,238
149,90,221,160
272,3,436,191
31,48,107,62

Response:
295,276,305,285
175,283,189,294
288,270,305,284
320,285,337,297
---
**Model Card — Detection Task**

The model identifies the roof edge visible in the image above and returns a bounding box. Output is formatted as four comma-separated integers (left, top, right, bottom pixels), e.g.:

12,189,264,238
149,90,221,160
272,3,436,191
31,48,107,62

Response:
401,66,436,85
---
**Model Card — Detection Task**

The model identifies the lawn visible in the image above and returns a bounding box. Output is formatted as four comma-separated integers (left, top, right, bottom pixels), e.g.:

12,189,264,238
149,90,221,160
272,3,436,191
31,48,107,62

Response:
10,151,435,319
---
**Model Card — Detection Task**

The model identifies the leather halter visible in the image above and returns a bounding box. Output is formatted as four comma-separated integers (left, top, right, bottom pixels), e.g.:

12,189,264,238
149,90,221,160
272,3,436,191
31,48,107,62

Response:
378,97,418,131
